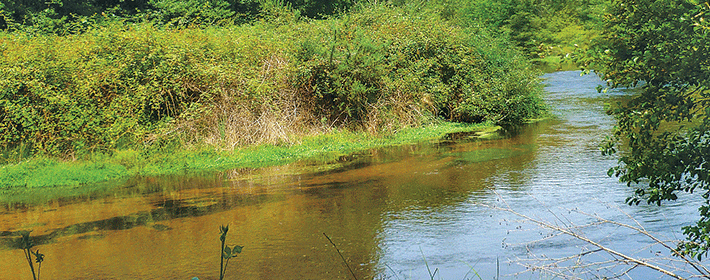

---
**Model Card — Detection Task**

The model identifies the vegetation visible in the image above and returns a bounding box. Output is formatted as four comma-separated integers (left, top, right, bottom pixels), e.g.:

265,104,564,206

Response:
456,0,610,70
582,0,710,260
0,122,492,205
20,232,45,280
0,1,548,192
0,0,354,31
0,0,610,66
218,225,242,280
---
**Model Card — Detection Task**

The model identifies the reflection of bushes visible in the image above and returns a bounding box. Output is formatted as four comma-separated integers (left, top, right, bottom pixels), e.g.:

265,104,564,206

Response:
0,3,544,160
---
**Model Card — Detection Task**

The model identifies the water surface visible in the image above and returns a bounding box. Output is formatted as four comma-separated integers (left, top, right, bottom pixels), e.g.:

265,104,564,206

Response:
0,71,702,279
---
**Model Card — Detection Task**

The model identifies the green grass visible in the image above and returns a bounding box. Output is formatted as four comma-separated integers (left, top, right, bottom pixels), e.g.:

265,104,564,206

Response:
0,121,494,205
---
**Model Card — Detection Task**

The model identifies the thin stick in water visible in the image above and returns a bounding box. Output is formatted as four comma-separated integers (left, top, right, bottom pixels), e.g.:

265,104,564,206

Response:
323,232,359,280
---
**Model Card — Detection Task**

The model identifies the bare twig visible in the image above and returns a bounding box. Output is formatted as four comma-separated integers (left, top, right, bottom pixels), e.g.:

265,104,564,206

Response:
324,232,359,280
479,192,710,280
572,205,710,278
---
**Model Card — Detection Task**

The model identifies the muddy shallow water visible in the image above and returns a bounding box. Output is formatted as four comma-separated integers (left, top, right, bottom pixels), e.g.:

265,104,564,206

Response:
0,71,703,279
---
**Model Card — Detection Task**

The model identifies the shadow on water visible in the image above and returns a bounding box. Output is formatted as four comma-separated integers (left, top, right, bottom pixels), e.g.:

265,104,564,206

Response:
0,192,271,249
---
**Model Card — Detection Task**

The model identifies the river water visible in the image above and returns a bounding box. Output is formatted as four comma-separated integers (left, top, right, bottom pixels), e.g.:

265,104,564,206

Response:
0,71,704,279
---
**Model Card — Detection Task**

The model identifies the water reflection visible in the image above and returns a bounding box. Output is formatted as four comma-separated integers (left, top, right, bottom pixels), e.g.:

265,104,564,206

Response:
0,71,703,279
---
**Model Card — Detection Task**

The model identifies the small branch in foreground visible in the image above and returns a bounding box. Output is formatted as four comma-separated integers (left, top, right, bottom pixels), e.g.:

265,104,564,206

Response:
324,232,359,280
574,207,710,278
218,225,243,280
479,192,710,280
20,232,44,280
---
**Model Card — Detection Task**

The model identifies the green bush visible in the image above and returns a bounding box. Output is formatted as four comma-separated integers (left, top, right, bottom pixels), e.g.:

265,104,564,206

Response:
0,0,357,32
0,22,289,157
294,4,544,126
146,0,235,26
0,2,545,160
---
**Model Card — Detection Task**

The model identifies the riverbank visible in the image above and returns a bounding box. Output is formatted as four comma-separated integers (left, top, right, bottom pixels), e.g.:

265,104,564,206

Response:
0,121,499,205
0,3,548,205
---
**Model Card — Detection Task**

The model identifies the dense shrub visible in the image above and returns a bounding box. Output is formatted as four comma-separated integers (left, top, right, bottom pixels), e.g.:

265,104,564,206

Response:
0,0,356,31
294,4,544,126
0,22,291,157
145,0,236,26
0,3,545,159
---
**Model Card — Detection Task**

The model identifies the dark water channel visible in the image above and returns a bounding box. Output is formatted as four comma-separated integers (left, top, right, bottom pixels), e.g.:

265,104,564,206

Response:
0,71,703,279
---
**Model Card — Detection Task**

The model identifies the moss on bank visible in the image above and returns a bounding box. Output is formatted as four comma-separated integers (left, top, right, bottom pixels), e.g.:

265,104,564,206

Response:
0,121,494,204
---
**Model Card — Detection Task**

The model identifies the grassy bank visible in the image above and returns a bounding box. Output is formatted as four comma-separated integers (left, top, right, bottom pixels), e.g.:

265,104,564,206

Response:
0,121,497,204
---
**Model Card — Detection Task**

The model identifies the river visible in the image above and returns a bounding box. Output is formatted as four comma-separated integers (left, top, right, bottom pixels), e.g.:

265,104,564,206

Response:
0,71,704,279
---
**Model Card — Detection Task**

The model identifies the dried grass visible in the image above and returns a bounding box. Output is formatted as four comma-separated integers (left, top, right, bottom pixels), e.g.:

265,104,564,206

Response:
364,90,431,135
169,55,328,151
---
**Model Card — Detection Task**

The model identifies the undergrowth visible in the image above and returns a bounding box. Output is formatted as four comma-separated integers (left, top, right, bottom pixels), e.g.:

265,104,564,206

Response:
0,2,546,200
0,3,544,160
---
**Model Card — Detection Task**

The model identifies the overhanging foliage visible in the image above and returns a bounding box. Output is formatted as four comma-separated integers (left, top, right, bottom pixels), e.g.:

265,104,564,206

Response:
580,0,710,259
